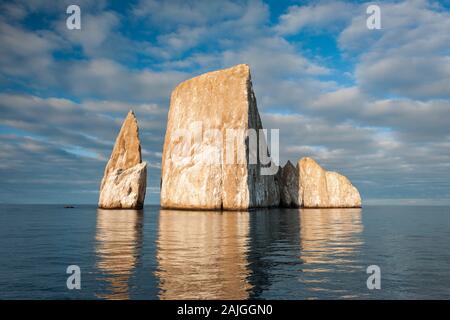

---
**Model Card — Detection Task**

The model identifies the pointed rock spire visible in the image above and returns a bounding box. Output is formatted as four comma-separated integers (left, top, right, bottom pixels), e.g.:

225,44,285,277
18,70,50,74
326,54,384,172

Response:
98,110,147,209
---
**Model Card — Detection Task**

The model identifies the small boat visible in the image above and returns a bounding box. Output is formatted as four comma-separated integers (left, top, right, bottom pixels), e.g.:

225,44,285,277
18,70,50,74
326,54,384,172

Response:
64,205,75,209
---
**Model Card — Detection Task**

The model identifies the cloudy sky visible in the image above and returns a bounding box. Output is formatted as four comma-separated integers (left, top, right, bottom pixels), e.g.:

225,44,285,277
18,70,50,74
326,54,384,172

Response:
0,0,449,205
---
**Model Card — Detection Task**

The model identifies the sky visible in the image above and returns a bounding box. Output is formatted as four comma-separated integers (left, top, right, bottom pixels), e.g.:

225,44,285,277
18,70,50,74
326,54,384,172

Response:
0,0,449,205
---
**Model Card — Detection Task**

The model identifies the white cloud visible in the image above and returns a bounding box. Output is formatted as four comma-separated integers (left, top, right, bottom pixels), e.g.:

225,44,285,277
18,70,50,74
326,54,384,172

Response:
0,21,62,79
0,92,167,203
339,0,450,99
2,0,450,203
356,55,450,99
140,0,271,58
0,18,188,102
65,58,187,102
132,0,244,28
275,1,357,35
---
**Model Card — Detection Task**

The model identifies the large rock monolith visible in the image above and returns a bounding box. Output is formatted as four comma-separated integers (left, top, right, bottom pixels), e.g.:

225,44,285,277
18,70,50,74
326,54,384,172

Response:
98,111,147,209
160,64,279,210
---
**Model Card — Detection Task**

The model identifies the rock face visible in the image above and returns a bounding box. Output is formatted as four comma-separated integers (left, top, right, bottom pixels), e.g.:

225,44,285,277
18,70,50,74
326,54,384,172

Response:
160,64,279,210
98,111,147,209
325,171,361,208
280,160,301,207
298,157,329,208
299,157,361,208
279,157,361,208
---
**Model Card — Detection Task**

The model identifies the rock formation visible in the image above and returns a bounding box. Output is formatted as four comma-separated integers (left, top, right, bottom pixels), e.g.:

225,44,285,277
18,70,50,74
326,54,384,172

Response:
298,157,329,208
299,157,361,208
280,160,301,207
98,111,147,209
324,171,361,208
279,157,361,208
160,64,279,210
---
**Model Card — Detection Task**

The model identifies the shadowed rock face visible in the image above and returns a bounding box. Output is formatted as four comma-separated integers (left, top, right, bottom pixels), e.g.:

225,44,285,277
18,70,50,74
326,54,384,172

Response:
160,64,279,210
280,160,301,207
98,111,147,209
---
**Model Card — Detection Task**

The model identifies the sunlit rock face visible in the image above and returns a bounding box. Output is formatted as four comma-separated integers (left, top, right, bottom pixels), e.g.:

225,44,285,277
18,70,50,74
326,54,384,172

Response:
325,171,361,208
299,157,361,208
160,64,279,210
98,111,147,209
280,160,301,207
298,157,329,208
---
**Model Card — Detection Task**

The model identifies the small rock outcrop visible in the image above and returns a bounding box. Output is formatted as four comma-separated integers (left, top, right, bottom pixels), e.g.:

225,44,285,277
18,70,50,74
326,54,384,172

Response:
279,157,361,208
98,111,147,209
160,64,279,210
299,157,361,208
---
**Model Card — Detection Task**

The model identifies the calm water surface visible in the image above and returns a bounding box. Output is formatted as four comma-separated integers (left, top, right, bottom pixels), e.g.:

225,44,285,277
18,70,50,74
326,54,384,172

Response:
0,205,449,299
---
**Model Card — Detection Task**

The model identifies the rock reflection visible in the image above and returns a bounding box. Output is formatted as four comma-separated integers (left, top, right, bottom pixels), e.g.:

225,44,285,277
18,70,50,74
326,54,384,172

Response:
246,208,302,299
156,210,252,299
299,208,364,297
95,209,143,299
300,208,363,264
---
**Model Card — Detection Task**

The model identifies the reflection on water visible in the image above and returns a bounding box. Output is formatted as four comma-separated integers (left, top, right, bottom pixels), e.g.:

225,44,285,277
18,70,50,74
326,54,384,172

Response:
245,208,302,299
94,207,364,299
154,208,364,299
156,210,252,299
95,209,143,299
2,205,449,299
300,208,363,264
299,208,364,298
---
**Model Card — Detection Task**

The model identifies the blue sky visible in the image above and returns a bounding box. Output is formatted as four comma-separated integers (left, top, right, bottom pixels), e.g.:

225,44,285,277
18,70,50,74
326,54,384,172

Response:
1,0,450,204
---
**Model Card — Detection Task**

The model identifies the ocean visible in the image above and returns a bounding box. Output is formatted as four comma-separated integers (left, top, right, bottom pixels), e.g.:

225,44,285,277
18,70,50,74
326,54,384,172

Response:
0,204,449,299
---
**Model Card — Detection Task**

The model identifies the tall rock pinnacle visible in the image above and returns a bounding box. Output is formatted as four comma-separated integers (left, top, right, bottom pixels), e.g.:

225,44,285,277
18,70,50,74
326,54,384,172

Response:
98,111,147,209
